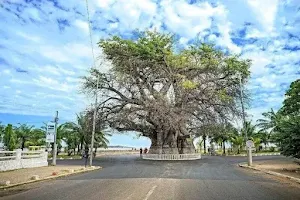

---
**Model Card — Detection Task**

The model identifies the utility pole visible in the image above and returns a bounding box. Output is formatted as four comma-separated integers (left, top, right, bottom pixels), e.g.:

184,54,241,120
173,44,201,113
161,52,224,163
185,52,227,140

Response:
90,76,99,166
238,73,252,166
238,73,247,140
52,111,58,166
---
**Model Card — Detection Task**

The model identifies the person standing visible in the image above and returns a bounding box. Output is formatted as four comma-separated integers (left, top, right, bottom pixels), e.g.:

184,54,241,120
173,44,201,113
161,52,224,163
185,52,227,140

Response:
140,147,143,158
144,147,148,154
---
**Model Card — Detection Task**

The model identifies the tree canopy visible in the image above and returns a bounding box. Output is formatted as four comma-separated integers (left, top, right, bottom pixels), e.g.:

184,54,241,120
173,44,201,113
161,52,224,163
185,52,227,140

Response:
277,79,300,158
82,31,251,154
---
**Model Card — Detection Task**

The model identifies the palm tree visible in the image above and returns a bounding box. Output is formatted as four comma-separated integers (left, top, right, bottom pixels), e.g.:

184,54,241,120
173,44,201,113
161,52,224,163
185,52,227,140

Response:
252,137,261,153
230,135,244,154
257,109,281,133
93,131,111,156
15,124,36,150
26,128,45,147
62,112,109,155
241,121,257,139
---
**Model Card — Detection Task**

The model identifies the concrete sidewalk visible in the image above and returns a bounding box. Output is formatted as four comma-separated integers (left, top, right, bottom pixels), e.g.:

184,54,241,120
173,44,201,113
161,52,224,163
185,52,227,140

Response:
239,156,300,183
0,165,100,188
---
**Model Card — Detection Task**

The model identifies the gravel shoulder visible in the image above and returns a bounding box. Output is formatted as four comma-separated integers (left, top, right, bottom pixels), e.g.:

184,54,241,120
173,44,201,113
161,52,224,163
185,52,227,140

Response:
0,165,95,186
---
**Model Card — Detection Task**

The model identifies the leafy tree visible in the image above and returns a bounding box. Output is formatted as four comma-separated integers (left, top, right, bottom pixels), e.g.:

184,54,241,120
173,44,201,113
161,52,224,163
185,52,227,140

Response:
82,31,251,154
0,122,4,143
278,116,300,158
276,79,300,158
281,79,300,116
3,124,17,151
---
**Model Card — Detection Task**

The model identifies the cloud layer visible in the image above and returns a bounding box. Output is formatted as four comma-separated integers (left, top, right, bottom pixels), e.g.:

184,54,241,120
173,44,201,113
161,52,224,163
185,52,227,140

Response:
0,0,299,122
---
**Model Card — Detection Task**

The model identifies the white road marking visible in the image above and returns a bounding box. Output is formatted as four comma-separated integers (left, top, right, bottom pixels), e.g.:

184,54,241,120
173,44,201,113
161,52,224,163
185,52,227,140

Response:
144,185,157,200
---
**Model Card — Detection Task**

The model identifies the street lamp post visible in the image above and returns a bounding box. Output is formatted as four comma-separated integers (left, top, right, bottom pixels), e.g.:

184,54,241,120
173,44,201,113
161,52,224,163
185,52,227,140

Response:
238,73,252,166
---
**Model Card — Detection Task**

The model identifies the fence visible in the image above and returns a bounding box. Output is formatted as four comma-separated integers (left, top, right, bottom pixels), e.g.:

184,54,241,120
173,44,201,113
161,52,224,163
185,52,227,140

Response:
142,153,201,160
0,149,48,171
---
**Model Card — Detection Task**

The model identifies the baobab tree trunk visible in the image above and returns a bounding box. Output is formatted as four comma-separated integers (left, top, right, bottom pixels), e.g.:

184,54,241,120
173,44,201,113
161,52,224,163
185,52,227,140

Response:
148,130,195,154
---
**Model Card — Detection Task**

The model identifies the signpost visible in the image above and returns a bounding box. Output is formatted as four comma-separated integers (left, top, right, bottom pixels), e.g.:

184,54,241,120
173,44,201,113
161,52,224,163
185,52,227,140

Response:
246,140,254,166
46,122,55,143
46,111,59,166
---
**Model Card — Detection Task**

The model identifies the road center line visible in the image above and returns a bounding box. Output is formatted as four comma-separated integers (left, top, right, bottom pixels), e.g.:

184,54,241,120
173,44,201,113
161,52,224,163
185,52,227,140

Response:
144,185,157,200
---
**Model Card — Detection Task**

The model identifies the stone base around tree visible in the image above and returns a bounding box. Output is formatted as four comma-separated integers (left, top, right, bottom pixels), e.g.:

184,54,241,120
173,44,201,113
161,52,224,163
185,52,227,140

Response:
142,153,201,160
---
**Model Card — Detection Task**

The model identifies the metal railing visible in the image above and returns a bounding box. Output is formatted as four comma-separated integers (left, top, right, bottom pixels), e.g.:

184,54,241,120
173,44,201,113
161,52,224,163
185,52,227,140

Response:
142,153,201,160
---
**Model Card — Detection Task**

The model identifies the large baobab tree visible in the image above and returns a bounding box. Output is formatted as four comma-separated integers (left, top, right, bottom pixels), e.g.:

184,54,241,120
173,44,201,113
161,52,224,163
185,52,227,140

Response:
82,31,250,154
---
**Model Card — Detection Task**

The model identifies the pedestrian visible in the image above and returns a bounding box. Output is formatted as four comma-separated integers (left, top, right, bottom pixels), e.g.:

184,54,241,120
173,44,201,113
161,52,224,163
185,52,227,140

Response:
140,147,143,157
144,147,148,154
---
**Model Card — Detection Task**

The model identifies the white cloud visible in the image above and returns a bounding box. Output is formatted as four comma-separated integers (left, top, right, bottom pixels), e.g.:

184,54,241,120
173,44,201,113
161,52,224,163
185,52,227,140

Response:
161,0,226,39
0,0,299,127
216,21,241,54
74,20,89,35
256,75,277,88
242,52,271,76
16,32,41,43
247,0,279,33
33,76,74,92
94,0,116,8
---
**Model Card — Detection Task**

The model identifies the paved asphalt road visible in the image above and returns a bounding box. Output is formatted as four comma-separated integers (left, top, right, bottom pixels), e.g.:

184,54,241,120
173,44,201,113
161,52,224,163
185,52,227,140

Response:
1,155,300,200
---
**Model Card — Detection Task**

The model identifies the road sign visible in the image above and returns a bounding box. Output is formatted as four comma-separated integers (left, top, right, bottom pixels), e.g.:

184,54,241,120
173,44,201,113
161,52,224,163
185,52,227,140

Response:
246,140,254,148
46,122,55,143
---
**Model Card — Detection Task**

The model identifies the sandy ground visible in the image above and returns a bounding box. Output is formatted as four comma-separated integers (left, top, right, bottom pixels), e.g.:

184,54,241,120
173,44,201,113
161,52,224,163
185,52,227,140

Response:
0,165,86,185
253,157,300,179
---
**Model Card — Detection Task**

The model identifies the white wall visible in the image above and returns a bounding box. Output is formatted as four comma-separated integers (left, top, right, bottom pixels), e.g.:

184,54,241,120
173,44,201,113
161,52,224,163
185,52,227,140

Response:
0,150,48,172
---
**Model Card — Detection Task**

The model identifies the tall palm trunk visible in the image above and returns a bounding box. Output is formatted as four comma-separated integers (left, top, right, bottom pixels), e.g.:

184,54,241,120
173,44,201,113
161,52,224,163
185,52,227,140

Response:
21,137,26,150
203,134,206,154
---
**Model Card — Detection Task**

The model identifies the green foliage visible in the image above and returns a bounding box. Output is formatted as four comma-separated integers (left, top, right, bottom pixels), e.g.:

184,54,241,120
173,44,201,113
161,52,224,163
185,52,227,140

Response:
241,121,257,139
3,124,17,151
181,80,198,89
61,113,110,152
258,79,300,158
0,122,4,143
281,79,300,116
257,108,282,135
15,124,34,150
278,116,300,158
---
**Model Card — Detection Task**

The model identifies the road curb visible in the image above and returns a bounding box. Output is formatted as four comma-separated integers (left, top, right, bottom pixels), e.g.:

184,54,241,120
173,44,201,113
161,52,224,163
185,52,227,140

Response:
238,163,300,184
0,166,102,190
230,153,281,157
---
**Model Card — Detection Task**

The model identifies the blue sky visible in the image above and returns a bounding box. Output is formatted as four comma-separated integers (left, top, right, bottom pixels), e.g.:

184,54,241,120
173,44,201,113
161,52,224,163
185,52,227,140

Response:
0,0,299,147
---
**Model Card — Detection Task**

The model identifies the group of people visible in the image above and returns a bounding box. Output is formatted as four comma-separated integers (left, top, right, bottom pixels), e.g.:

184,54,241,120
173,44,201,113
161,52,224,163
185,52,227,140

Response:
140,147,148,154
